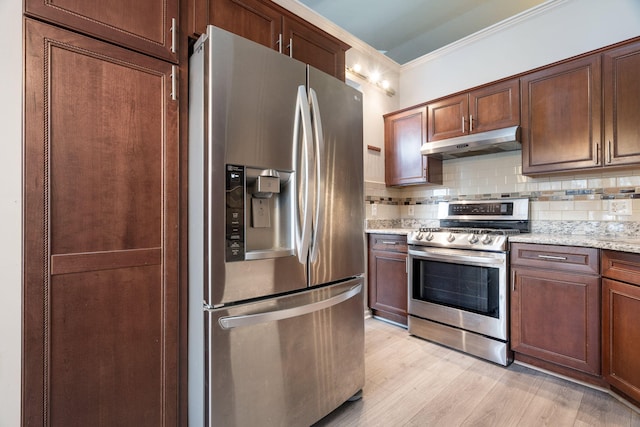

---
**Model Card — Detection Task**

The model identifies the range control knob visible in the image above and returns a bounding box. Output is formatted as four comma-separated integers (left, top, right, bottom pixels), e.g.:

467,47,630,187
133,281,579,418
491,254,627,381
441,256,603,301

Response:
425,231,434,241
481,234,493,245
447,233,456,243
468,234,479,244
416,232,424,240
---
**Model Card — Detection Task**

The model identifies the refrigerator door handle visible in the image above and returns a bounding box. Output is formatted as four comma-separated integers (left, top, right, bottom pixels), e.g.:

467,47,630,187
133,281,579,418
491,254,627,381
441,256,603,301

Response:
215,284,362,329
293,85,313,264
308,88,324,263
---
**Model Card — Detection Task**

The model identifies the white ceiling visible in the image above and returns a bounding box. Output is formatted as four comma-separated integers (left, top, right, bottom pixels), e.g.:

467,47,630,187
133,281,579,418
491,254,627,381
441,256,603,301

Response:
297,0,548,64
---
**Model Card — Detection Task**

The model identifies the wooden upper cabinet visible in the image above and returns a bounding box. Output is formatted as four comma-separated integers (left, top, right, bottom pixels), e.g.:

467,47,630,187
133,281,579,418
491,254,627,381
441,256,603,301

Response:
521,55,602,174
23,18,179,425
470,79,520,133
192,0,349,80
427,94,468,141
384,106,442,187
24,0,178,63
603,41,640,166
209,0,281,50
427,79,519,141
282,15,348,81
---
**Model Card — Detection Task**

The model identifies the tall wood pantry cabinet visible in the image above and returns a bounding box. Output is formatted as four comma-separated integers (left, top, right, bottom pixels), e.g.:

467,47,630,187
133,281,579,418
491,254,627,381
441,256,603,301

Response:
188,0,349,81
23,2,179,424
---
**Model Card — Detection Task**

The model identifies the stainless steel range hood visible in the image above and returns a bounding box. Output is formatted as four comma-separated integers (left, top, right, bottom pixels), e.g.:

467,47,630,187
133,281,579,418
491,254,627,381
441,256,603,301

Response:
420,126,521,159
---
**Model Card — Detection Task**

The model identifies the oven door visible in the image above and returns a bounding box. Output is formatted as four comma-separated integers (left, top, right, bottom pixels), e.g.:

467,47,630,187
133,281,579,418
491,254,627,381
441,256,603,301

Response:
408,245,508,341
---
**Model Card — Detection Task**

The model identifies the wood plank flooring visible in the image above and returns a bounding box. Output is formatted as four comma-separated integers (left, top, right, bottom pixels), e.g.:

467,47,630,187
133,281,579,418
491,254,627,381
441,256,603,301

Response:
314,318,640,427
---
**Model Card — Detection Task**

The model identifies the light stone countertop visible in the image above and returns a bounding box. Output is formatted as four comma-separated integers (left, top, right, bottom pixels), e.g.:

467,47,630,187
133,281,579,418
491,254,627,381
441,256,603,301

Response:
509,234,640,255
365,228,412,235
366,228,640,254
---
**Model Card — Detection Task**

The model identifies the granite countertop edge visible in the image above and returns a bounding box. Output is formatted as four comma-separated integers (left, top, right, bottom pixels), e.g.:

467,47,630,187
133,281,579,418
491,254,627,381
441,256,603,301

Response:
508,234,640,254
366,229,640,254
365,228,412,235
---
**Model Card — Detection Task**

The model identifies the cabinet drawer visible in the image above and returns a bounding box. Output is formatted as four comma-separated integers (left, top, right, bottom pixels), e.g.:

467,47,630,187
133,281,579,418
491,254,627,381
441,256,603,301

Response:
602,250,640,286
511,243,599,275
368,234,407,253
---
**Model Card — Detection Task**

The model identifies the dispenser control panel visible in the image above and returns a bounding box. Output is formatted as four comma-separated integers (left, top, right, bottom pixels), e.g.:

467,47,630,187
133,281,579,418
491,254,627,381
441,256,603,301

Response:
226,165,245,261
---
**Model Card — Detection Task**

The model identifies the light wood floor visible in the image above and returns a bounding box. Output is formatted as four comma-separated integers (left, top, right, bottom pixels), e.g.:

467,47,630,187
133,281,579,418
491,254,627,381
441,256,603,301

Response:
314,318,640,427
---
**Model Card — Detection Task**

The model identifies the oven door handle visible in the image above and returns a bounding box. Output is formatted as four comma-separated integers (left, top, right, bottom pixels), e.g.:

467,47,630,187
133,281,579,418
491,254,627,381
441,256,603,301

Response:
408,247,505,265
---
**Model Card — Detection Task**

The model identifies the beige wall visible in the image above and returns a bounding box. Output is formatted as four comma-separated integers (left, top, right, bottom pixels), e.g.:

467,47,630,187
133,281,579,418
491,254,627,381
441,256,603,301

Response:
0,1,23,426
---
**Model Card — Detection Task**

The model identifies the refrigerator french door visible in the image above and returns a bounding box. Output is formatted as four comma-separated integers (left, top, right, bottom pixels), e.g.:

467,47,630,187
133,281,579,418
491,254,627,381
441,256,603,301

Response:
188,26,365,427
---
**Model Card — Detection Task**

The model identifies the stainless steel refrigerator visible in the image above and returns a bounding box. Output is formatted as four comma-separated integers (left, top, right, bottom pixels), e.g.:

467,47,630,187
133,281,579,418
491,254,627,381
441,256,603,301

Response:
188,26,365,427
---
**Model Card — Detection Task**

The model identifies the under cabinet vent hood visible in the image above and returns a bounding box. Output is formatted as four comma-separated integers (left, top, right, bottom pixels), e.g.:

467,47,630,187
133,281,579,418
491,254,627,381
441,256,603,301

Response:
421,126,521,159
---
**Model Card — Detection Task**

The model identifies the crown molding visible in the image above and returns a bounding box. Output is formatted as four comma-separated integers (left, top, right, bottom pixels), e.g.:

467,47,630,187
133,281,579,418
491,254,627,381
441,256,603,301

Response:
401,0,569,71
272,0,402,71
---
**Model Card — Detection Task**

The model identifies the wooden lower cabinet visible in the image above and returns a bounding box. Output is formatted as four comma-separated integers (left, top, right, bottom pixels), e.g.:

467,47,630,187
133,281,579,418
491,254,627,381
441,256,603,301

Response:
510,244,601,378
368,234,408,326
602,250,640,404
23,19,179,425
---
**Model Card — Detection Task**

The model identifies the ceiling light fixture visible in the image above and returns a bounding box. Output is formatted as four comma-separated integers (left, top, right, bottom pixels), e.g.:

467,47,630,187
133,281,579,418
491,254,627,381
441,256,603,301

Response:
346,64,395,96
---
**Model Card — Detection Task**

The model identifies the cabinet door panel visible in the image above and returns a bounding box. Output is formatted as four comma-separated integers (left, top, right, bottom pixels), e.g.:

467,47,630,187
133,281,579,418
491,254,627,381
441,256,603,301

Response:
604,41,640,166
283,16,347,81
24,19,179,425
384,106,427,186
511,267,600,375
521,55,601,174
210,0,282,50
602,278,640,401
25,0,178,62
470,79,519,133
427,94,468,141
368,246,408,326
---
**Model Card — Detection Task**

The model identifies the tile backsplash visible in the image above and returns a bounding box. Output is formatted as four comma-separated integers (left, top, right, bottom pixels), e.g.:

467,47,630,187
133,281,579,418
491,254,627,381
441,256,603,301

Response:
365,151,640,231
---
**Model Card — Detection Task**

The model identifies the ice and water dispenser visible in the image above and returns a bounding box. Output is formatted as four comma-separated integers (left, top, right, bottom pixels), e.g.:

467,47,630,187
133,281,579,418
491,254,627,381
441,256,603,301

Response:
225,164,294,262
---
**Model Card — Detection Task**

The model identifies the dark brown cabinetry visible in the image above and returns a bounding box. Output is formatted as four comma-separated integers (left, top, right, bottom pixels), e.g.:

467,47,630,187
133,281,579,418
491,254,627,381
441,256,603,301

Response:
510,243,601,378
368,234,408,326
603,42,640,166
521,55,602,174
383,106,442,187
427,79,519,141
522,40,640,175
23,18,179,425
190,0,349,80
25,0,178,62
602,250,640,404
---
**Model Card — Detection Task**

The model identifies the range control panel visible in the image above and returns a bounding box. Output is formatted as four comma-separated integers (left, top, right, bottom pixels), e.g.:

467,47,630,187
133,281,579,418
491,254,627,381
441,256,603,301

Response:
448,202,514,216
225,165,244,262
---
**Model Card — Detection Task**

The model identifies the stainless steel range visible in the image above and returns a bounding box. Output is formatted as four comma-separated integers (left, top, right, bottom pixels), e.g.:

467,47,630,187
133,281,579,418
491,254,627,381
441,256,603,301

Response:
407,198,529,366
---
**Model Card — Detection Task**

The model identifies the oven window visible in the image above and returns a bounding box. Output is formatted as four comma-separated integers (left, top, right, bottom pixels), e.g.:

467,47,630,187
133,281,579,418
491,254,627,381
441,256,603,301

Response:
413,259,500,318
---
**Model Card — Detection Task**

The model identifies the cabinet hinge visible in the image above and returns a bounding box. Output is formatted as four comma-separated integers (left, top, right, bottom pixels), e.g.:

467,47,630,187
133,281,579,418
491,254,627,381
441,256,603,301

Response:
170,18,177,54
170,65,178,101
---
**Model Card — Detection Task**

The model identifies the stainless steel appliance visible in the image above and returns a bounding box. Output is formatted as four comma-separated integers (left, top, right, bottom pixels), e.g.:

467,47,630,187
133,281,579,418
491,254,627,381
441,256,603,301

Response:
188,26,365,427
407,198,529,366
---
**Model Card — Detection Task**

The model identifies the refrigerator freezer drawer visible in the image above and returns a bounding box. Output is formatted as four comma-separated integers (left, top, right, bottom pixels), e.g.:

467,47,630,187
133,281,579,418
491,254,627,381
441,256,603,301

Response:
205,279,364,427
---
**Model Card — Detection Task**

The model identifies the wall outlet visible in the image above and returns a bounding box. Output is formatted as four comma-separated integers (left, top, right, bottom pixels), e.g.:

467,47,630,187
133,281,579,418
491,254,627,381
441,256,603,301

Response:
609,199,632,215
408,205,415,216
371,203,377,217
